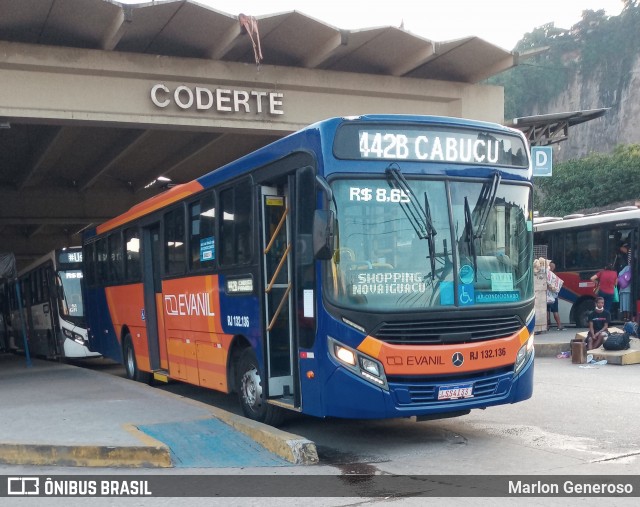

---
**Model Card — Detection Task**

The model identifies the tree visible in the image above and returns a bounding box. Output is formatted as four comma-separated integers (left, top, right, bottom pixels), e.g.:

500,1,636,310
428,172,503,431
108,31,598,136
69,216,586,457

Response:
534,145,640,216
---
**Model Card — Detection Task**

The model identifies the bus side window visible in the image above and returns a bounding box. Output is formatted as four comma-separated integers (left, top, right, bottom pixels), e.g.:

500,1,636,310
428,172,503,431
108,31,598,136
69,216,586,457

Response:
220,180,252,266
165,207,186,275
108,232,124,283
96,238,108,284
43,267,50,302
84,242,95,287
124,227,141,282
235,184,252,264
189,192,216,271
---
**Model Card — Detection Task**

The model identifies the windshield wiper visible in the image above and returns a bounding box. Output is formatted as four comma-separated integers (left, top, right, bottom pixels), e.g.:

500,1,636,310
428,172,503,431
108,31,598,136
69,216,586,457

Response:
424,192,437,278
385,164,437,278
463,196,477,280
473,171,501,241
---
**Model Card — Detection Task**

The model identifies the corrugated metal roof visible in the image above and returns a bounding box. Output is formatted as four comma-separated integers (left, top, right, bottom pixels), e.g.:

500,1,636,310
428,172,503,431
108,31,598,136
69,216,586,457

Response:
0,0,521,267
0,0,517,83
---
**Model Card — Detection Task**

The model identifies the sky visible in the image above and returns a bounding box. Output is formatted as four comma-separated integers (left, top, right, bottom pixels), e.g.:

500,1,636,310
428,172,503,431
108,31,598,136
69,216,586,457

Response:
119,0,625,50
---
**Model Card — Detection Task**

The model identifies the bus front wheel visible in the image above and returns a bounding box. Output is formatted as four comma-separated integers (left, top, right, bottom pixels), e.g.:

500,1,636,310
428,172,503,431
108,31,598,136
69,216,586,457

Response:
236,348,284,426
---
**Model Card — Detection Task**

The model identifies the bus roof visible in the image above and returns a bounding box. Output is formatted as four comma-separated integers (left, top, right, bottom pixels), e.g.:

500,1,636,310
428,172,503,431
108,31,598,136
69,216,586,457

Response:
534,207,640,232
95,115,527,235
17,246,83,278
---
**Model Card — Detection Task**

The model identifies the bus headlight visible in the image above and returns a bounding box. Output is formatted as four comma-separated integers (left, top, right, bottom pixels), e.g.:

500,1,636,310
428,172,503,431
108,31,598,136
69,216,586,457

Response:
328,337,388,390
335,345,356,366
515,336,534,373
360,357,381,376
63,328,86,345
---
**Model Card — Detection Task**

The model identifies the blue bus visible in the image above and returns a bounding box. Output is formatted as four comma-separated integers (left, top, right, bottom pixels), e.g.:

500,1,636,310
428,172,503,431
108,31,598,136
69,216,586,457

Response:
83,115,535,424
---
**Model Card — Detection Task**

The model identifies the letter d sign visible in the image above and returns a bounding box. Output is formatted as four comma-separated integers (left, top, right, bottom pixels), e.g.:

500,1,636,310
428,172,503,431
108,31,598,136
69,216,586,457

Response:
532,146,553,177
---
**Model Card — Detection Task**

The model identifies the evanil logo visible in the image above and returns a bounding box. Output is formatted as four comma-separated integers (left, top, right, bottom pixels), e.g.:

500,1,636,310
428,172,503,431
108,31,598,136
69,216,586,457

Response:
164,293,215,316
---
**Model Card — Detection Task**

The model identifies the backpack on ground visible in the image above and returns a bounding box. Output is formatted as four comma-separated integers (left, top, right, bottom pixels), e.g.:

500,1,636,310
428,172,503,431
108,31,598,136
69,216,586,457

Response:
603,332,631,351
623,321,638,337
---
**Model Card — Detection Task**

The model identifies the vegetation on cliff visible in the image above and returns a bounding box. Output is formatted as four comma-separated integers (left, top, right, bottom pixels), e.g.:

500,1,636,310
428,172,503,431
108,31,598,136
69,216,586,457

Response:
490,0,640,119
490,2,640,216
534,144,640,216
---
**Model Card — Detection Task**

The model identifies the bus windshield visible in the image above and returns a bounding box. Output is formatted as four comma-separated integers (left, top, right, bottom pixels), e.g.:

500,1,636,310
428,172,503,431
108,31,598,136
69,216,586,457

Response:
58,269,84,320
327,176,533,311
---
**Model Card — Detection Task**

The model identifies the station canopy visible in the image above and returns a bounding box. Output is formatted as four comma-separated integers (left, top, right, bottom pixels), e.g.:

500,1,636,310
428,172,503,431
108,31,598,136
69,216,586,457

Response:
506,108,609,146
0,0,527,269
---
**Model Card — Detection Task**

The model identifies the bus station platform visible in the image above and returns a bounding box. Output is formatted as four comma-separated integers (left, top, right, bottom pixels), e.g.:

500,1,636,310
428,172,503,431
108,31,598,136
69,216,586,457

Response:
0,353,318,468
535,326,640,365
533,326,576,357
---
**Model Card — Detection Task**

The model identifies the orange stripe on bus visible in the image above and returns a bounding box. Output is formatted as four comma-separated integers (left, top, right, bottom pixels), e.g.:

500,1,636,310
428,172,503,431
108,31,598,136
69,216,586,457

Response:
96,180,204,234
358,327,530,376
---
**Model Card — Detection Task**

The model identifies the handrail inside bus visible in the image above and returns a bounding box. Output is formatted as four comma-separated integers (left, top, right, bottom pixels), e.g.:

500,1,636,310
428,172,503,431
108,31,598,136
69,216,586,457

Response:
264,206,289,255
267,283,292,332
266,244,292,293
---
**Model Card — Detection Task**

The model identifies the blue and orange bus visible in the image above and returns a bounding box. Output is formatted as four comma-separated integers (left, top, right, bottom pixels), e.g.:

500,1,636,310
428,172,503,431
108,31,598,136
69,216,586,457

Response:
83,115,535,424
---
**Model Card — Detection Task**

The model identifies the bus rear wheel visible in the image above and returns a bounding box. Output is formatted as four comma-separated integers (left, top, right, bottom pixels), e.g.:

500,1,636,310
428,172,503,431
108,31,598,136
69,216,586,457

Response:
123,334,150,384
236,348,284,426
574,300,595,328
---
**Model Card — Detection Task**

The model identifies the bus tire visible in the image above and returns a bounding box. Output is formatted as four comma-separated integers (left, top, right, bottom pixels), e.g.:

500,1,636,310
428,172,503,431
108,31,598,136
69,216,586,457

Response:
123,334,151,384
236,348,284,426
574,299,595,328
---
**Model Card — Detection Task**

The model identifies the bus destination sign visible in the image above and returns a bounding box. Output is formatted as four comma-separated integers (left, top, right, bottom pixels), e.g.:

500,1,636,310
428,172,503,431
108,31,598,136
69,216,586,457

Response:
334,124,529,168
58,251,82,265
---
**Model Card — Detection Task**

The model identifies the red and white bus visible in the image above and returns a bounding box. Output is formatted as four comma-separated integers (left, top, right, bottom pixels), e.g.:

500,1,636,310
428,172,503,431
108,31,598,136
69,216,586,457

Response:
534,207,639,327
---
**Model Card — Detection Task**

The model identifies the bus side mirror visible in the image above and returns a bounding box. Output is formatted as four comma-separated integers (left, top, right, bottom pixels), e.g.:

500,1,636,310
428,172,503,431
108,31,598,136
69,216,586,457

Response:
313,210,335,260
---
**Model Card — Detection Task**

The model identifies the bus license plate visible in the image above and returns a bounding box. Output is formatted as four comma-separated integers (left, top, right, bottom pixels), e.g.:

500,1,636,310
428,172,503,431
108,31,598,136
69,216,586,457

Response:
437,383,474,400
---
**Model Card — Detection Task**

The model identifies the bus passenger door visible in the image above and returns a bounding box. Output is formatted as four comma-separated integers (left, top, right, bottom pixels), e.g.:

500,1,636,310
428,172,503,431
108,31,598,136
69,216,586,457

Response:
260,186,295,405
142,223,162,371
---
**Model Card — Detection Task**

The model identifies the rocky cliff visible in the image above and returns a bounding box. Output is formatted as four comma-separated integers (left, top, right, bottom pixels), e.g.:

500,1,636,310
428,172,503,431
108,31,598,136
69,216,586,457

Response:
498,5,640,163
538,55,640,162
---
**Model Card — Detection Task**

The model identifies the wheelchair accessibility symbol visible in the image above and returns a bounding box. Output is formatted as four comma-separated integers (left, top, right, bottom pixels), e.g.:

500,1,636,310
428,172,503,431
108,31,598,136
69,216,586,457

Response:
459,284,474,306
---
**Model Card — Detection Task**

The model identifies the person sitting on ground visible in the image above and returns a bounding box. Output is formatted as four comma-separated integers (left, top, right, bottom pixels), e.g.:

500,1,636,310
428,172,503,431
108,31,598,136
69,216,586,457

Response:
587,296,610,350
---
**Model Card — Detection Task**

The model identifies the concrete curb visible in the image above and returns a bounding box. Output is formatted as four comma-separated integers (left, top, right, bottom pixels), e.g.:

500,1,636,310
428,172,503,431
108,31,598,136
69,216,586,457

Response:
138,379,319,466
113,368,319,466
207,407,319,465
0,443,172,468
0,398,318,468
129,374,319,466
534,342,570,358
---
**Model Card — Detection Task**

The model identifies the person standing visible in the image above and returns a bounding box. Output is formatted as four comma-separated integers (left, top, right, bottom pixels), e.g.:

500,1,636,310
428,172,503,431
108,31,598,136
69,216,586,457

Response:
614,242,630,273
590,263,618,313
587,296,610,350
546,261,564,330
617,242,633,322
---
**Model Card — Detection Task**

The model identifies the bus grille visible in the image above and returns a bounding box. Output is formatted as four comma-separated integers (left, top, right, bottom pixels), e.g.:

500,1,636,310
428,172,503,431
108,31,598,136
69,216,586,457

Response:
388,367,514,406
372,316,522,345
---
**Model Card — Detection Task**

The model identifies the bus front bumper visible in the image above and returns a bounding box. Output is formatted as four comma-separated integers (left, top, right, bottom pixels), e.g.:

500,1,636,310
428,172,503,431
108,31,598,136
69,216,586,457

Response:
319,352,534,419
